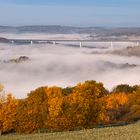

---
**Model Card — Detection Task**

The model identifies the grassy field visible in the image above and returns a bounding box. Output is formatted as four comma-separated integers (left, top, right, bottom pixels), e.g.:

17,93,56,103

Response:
1,121,140,140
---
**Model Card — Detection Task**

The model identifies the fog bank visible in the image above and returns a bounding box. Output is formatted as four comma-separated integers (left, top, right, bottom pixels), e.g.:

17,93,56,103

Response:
0,40,140,98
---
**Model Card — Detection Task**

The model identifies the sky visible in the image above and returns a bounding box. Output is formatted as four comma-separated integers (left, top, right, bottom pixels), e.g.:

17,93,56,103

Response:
0,0,140,27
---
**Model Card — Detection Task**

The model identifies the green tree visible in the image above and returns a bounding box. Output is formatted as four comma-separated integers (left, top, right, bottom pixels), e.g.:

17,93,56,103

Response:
112,84,138,94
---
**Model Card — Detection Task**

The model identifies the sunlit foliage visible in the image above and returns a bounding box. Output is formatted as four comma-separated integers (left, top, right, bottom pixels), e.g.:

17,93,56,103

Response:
0,81,140,134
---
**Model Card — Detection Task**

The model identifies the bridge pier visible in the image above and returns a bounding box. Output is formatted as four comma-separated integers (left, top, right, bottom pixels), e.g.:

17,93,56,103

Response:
53,41,56,46
110,42,113,48
11,40,14,44
30,40,33,45
80,42,82,48
136,41,139,46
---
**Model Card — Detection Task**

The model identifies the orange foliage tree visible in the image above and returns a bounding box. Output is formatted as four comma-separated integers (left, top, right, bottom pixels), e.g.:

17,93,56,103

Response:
44,87,63,130
2,81,140,134
64,80,108,128
126,88,140,122
15,87,49,133
103,93,128,122
0,94,18,133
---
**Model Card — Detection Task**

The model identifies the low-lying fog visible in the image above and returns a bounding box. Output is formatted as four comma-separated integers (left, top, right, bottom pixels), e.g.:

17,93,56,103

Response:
0,33,90,40
0,38,140,98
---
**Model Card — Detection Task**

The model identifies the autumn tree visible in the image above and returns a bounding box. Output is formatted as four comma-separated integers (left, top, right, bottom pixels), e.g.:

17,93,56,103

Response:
15,87,49,133
2,81,140,134
0,94,18,134
44,87,63,130
125,88,140,122
65,80,108,128
103,93,128,122
0,84,6,103
62,87,74,96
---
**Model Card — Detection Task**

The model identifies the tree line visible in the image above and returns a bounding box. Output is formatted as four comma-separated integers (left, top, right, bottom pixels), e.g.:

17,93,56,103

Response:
0,80,140,134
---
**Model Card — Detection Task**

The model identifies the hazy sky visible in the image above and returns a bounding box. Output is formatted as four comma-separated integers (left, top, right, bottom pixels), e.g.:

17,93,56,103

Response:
0,0,140,27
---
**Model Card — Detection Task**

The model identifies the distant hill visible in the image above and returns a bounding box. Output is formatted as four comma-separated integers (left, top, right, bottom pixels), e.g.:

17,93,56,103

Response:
0,25,140,36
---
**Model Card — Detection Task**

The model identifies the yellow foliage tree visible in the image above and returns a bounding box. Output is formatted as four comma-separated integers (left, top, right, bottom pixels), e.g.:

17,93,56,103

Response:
45,87,63,130
0,94,18,133
126,88,140,121
67,80,107,128
15,87,49,133
103,93,128,122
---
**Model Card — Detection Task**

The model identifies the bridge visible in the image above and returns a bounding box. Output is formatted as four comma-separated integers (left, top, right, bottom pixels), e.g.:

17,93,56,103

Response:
8,39,140,48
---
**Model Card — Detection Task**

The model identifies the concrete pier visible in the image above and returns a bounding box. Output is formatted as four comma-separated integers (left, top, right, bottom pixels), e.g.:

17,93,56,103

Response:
53,41,56,46
11,40,14,44
30,40,33,45
80,42,82,48
110,42,113,48
136,41,139,46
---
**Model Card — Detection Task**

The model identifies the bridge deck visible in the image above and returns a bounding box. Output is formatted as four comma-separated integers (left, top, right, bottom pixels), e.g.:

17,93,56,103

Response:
9,39,140,42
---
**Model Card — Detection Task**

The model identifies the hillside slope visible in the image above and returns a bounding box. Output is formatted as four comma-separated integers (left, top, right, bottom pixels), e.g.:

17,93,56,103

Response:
1,121,140,140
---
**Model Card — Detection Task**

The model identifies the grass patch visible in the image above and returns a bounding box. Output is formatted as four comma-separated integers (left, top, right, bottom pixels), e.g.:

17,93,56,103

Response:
1,121,140,140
